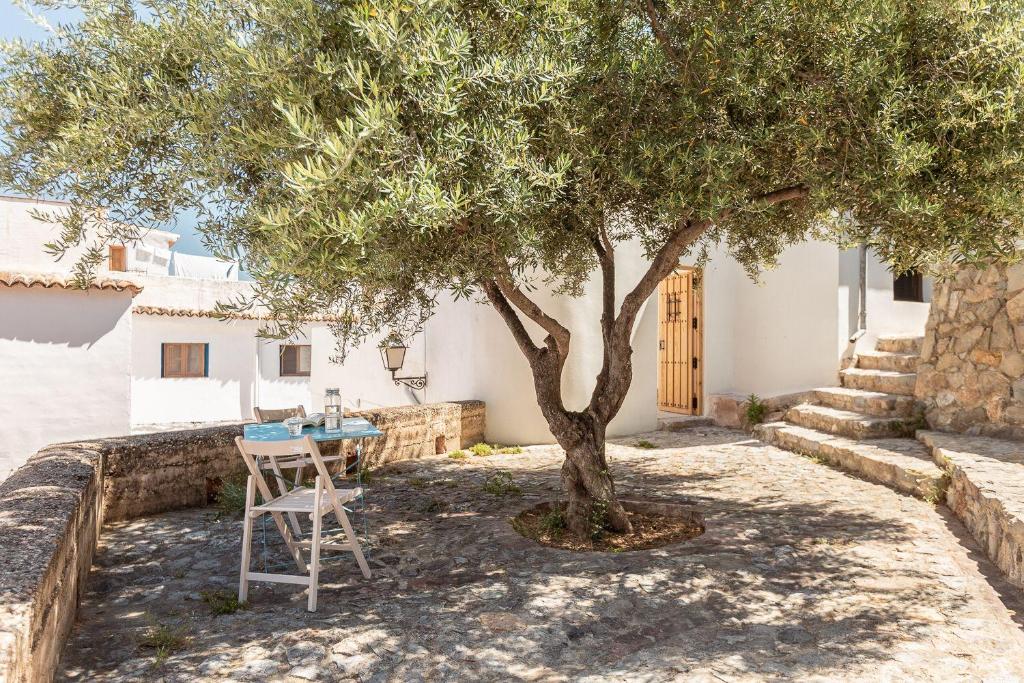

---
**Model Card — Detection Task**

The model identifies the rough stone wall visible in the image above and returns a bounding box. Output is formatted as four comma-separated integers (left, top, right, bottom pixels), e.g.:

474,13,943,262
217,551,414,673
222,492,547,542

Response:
0,442,104,683
916,262,1024,438
0,400,484,682
103,400,486,522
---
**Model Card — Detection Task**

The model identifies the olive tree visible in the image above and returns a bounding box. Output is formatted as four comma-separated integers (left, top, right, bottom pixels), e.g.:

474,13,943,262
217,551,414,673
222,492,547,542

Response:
3,0,1023,537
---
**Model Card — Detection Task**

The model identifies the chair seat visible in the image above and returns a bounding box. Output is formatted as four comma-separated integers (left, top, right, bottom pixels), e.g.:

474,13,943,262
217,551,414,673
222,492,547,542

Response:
253,486,363,514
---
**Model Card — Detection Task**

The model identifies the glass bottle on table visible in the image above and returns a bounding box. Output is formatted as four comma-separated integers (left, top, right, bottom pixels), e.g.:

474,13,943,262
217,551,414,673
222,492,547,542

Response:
324,387,342,432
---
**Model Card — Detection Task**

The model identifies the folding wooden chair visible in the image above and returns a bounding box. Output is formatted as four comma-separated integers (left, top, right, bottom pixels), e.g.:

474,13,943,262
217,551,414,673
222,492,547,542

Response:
235,435,371,612
253,405,306,424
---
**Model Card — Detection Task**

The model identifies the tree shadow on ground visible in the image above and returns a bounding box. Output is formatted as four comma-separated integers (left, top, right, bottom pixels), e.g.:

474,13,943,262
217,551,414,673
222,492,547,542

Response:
58,437,1024,681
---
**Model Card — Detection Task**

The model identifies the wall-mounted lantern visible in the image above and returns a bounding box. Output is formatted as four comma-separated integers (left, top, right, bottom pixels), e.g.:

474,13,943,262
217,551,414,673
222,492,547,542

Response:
379,337,427,390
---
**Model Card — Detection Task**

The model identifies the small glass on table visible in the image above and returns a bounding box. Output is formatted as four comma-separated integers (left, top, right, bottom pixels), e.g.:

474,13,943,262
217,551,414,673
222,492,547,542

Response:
284,416,304,436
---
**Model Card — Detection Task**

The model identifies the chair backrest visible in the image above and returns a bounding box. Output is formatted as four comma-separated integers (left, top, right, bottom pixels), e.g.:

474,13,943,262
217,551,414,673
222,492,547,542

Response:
253,405,306,424
235,435,343,503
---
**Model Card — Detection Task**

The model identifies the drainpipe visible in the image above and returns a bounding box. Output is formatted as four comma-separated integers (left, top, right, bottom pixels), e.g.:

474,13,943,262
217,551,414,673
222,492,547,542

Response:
849,243,868,343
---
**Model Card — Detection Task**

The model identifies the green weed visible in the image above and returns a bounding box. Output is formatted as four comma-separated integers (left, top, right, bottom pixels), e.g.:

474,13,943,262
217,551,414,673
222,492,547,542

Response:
483,471,522,496
201,590,246,615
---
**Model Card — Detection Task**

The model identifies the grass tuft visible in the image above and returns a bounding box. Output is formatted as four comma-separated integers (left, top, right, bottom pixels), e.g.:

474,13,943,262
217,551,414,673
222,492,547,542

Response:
139,621,190,666
448,450,468,460
201,590,246,615
633,439,656,449
469,443,494,456
483,470,522,496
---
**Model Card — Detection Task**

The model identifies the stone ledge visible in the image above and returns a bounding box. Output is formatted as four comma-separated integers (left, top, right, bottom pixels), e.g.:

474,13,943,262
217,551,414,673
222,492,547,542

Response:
0,443,104,683
755,422,944,499
0,400,484,683
917,430,1024,590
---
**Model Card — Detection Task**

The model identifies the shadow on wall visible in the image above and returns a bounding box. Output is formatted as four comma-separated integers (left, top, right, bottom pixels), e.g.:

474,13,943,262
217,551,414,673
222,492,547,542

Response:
0,288,131,348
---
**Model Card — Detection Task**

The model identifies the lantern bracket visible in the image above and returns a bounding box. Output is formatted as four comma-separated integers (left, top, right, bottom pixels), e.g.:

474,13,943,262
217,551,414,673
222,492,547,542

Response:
391,371,427,390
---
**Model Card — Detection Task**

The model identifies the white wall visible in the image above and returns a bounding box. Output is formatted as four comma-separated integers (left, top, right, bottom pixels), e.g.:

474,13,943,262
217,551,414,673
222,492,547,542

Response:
699,239,842,399
131,315,258,424
0,195,179,275
0,196,93,272
0,287,133,477
256,329,314,415
838,247,932,353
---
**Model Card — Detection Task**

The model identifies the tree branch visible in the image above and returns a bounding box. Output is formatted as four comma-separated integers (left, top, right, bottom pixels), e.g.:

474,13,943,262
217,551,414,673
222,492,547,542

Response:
643,0,680,63
590,182,810,420
481,279,541,359
494,272,571,361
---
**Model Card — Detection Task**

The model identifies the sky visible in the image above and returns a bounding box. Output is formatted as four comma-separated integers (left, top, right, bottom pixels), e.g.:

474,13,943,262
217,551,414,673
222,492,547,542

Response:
0,0,214,257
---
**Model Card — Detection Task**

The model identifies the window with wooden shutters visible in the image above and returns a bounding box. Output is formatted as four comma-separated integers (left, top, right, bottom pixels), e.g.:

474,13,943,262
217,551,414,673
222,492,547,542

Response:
109,245,126,272
893,270,924,302
280,344,312,377
162,343,207,378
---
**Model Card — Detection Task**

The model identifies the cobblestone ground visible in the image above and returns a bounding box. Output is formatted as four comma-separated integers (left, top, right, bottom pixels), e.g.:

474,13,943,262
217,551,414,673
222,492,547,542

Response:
59,428,1024,682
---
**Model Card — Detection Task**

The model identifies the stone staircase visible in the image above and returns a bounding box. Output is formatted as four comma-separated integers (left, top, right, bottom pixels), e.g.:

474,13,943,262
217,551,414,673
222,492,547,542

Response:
755,335,947,500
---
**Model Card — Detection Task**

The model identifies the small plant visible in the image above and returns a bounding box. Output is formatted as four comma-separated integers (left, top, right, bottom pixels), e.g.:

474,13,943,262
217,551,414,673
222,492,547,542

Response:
495,445,524,455
409,477,428,488
633,439,656,449
448,450,468,460
139,621,189,664
924,472,952,505
201,590,246,615
469,443,494,456
214,475,248,518
588,499,610,540
539,508,566,535
745,394,768,425
482,471,522,496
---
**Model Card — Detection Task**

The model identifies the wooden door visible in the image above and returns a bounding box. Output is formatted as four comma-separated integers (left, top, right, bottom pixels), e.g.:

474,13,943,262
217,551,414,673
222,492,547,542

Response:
658,270,703,414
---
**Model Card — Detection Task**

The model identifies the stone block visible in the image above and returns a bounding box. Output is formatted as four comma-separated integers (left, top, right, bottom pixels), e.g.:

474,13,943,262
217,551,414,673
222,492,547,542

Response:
1007,261,1024,294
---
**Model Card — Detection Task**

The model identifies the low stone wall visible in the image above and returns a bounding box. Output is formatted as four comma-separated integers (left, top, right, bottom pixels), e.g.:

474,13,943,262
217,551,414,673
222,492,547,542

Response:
0,443,104,683
0,400,483,682
916,262,1024,438
103,400,484,522
708,391,813,429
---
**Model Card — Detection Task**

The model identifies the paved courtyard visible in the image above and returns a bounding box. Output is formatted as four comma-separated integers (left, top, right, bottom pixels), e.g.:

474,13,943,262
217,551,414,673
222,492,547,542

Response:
59,428,1024,681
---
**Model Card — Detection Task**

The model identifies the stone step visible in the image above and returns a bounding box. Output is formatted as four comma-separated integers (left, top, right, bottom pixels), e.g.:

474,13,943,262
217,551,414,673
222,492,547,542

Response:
813,387,920,418
918,431,1024,591
857,350,919,374
658,415,714,431
754,422,945,499
876,335,924,355
840,368,918,396
786,403,914,439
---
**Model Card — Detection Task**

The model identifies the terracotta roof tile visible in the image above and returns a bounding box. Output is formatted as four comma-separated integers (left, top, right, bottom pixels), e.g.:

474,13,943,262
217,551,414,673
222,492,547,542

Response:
0,270,143,296
132,305,344,323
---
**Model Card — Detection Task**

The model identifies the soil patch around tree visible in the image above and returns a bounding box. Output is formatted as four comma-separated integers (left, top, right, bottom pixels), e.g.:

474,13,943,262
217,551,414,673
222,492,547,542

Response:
512,499,705,552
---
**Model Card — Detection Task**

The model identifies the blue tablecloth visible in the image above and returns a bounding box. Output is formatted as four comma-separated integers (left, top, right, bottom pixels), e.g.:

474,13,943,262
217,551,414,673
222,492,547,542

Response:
243,417,382,442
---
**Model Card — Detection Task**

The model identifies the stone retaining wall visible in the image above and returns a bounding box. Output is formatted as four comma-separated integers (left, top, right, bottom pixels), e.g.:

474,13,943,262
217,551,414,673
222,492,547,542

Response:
0,400,483,682
916,262,1024,438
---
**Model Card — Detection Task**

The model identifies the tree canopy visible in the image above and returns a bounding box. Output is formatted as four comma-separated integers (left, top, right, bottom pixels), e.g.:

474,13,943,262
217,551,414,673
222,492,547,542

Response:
5,0,1024,535
4,0,1023,348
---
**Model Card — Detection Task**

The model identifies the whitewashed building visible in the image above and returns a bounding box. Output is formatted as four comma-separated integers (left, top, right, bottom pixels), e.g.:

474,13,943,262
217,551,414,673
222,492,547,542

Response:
0,194,932,478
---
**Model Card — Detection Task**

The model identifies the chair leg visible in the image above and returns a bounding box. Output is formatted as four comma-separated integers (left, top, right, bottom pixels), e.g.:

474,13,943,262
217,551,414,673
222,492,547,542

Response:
270,459,303,537
307,478,323,612
332,501,371,579
238,475,255,603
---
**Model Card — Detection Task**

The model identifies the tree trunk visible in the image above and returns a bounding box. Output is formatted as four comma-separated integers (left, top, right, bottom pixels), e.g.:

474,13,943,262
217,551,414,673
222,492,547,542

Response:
556,413,632,537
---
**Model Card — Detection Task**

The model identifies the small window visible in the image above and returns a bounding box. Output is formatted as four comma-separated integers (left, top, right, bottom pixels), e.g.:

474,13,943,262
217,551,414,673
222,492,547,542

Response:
893,270,924,302
280,344,312,377
162,343,208,378
109,245,126,272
